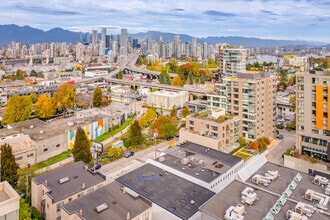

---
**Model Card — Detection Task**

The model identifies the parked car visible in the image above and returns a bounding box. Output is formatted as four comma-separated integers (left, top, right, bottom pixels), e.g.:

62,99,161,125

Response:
277,134,284,139
124,151,134,158
90,164,101,171
166,136,174,141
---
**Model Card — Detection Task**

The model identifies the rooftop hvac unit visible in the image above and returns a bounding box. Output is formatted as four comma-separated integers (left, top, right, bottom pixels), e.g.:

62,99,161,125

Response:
224,204,245,220
181,157,189,165
294,202,315,217
265,170,279,181
325,185,330,195
312,175,329,186
286,210,309,220
251,174,271,187
241,187,258,205
304,189,329,211
94,203,108,213
58,176,70,184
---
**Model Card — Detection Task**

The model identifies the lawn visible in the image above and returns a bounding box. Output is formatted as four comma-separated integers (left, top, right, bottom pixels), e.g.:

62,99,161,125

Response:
234,152,251,160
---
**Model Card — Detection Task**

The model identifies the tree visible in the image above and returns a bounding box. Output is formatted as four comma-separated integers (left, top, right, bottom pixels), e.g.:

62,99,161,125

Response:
139,107,157,127
170,105,178,117
35,94,55,119
181,106,191,118
1,143,19,187
118,70,123,79
188,71,194,85
93,87,103,107
29,93,38,104
249,141,259,150
151,115,177,139
237,136,248,147
2,95,33,124
108,147,123,159
52,82,77,116
159,68,171,85
199,74,205,84
289,95,296,112
257,138,267,152
171,75,182,86
130,120,143,146
72,127,92,164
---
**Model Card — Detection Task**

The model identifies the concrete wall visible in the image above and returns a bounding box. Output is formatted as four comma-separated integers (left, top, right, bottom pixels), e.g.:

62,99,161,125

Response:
283,155,329,173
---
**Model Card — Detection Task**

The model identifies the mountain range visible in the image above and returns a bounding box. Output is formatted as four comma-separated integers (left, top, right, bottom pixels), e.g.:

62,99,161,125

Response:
0,24,328,48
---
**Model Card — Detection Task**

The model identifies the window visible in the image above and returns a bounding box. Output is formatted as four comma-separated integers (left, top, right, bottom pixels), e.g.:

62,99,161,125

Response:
43,148,48,152
16,156,23,160
27,153,34,157
56,144,60,148
56,202,64,212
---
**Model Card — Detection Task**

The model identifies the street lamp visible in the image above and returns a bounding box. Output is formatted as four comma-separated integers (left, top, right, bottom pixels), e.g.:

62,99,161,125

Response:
154,131,158,159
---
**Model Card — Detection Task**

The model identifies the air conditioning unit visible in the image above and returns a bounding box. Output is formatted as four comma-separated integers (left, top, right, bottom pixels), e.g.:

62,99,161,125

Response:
224,204,245,220
312,175,329,186
241,187,258,206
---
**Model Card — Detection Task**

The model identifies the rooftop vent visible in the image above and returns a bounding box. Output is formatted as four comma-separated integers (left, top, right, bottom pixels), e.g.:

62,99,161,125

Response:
181,157,189,165
94,203,108,213
58,176,70,184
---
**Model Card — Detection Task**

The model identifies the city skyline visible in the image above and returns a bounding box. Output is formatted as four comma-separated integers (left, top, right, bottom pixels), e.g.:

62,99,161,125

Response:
1,0,330,43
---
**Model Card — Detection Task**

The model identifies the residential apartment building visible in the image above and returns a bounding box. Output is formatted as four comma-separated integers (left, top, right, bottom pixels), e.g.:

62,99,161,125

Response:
31,161,106,220
219,45,247,76
207,72,277,142
296,70,330,161
180,109,240,152
0,181,20,220
147,90,189,109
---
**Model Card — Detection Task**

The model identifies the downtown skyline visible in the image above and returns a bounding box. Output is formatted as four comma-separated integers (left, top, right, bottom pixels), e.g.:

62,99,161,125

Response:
1,0,330,43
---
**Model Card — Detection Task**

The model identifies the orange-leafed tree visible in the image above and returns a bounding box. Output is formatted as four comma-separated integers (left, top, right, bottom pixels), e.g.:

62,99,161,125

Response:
35,94,56,119
150,115,177,139
249,141,259,150
171,75,182,86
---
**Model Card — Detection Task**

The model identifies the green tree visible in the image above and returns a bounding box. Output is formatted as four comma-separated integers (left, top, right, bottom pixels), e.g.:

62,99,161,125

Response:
29,93,38,104
289,95,296,112
130,120,144,146
188,71,194,85
72,127,92,164
1,143,19,187
52,82,77,116
35,94,55,119
237,136,248,147
257,138,267,152
170,105,178,117
199,74,205,84
159,68,171,84
118,70,123,79
93,87,103,107
181,106,191,118
2,95,33,124
108,147,123,159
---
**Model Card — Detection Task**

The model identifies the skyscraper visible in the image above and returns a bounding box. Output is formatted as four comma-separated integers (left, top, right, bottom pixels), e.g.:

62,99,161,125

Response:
120,28,127,55
101,28,107,44
92,29,98,45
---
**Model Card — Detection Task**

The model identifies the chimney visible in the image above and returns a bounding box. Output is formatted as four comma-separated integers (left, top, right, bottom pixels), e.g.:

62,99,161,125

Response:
126,211,131,220
79,209,83,216
82,183,85,189
45,180,48,186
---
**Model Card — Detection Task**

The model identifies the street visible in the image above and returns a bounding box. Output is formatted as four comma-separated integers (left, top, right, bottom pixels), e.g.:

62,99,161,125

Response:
266,129,296,164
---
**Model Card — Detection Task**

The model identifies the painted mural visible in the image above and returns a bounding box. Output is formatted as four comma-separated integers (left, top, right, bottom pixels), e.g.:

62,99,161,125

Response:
68,117,108,150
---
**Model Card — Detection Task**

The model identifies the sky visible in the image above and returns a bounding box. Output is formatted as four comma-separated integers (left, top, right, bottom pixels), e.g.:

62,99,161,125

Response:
2,0,330,43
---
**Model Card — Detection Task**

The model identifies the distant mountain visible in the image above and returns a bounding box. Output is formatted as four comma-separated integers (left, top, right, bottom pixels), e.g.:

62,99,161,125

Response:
0,24,80,46
0,24,327,48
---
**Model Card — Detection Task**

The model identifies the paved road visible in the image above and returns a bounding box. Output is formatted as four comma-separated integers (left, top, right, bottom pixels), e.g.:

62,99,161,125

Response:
266,129,296,164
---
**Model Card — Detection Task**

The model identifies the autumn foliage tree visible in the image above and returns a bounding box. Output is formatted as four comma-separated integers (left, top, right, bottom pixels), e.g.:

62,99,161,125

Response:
249,141,259,150
93,87,103,107
171,75,182,86
139,107,157,128
52,82,77,116
181,106,191,118
170,105,178,117
2,95,33,124
35,94,55,119
72,127,92,164
108,147,123,159
151,115,177,139
1,143,19,187
130,120,144,146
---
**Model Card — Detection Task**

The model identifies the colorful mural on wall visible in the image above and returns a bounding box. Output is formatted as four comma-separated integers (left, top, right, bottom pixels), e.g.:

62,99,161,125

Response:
68,116,108,150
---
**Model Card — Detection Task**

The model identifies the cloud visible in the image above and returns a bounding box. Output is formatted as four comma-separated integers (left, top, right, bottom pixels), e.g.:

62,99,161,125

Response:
260,10,277,16
16,4,83,16
203,10,236,17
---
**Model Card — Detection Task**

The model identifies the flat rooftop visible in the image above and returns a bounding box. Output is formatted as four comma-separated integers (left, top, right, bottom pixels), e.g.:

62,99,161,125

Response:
33,161,105,203
116,163,215,220
201,162,330,220
62,182,151,220
158,142,242,182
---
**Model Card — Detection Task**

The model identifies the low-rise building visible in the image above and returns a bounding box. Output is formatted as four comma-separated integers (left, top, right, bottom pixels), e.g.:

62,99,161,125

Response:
147,90,189,109
31,161,106,220
180,109,240,153
0,181,20,220
61,182,152,220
